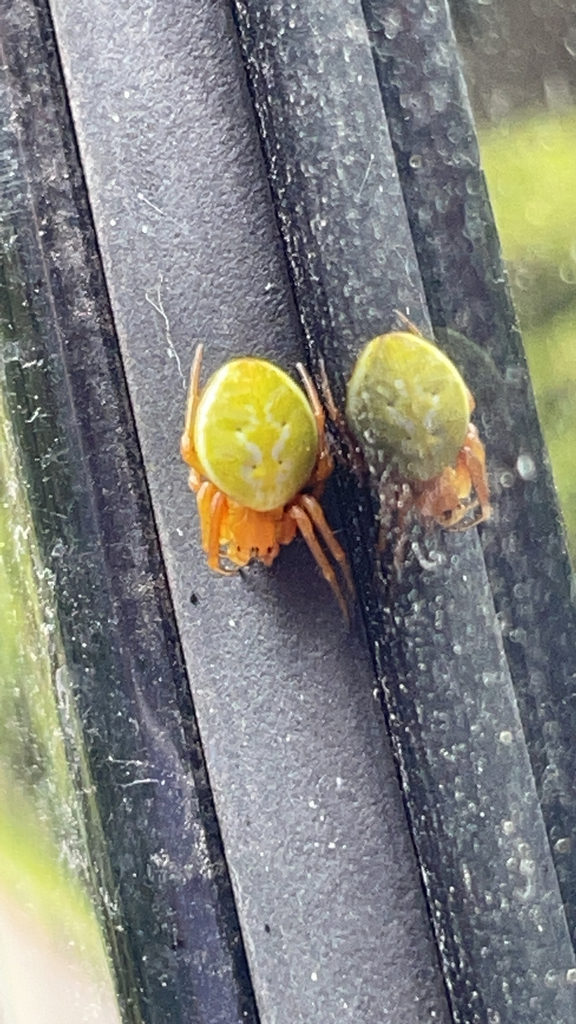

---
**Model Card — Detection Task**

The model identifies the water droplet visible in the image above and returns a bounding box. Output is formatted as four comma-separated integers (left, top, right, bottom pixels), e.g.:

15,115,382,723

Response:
516,453,536,481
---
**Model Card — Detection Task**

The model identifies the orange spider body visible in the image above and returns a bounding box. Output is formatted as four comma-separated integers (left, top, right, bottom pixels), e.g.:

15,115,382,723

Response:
180,346,354,618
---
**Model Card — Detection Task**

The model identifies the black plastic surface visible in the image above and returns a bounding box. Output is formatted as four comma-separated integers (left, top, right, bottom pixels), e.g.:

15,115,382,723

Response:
0,3,258,1022
232,0,576,1020
2,0,576,1022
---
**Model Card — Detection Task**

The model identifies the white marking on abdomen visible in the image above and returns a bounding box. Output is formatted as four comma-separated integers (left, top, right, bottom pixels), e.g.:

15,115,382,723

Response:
271,423,291,463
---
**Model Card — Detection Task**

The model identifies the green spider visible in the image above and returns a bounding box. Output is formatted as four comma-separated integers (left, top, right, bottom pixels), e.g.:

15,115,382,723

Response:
180,345,354,618
344,319,491,544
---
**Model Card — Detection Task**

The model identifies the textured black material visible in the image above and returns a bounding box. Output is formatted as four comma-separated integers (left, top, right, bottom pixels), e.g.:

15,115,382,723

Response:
0,4,259,1023
3,0,576,1021
231,0,576,1021
3,0,454,1021
44,0,455,1020
364,0,576,978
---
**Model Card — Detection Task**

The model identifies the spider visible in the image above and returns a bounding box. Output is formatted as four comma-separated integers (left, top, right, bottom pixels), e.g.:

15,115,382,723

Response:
319,319,491,567
344,319,491,557
180,345,354,619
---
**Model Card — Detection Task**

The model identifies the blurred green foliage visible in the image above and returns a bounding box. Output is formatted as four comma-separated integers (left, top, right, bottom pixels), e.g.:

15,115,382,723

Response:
479,109,576,561
0,387,111,969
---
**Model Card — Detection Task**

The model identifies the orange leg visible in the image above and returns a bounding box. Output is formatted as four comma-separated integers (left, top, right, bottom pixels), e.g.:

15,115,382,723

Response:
206,489,237,575
317,359,368,481
196,482,237,575
180,343,205,475
461,424,491,524
188,467,202,494
288,504,350,622
196,480,217,551
298,494,355,599
394,309,425,338
296,361,333,492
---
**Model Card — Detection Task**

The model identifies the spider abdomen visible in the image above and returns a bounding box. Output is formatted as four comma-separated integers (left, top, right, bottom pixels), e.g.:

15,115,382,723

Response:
194,357,317,511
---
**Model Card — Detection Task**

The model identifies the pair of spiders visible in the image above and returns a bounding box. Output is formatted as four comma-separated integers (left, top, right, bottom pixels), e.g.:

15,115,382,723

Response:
180,322,491,618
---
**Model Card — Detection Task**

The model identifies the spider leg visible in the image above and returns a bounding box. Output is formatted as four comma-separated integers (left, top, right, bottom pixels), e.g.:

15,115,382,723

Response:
180,343,205,474
462,423,491,523
296,362,333,491
196,480,216,551
188,467,202,493
288,504,350,622
377,473,414,575
393,310,425,338
207,489,237,575
317,359,368,480
393,482,415,574
298,494,355,598
296,361,325,434
377,470,399,551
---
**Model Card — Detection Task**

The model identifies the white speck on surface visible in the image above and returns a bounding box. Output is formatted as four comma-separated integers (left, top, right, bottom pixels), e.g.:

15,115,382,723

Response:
502,820,515,836
516,453,537,480
566,968,576,984
110,112,120,122
308,800,317,809
499,730,513,745
335,776,343,789
499,470,515,489
461,862,472,892
311,971,318,982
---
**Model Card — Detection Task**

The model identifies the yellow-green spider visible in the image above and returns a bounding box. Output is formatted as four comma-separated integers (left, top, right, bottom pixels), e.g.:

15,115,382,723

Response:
344,320,491,543
180,345,354,619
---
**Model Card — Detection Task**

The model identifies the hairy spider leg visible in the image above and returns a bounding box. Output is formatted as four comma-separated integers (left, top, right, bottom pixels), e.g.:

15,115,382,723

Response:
377,474,414,574
180,343,205,476
317,359,369,480
394,309,424,338
289,502,350,622
197,482,236,575
458,422,491,524
295,362,334,494
298,493,355,599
